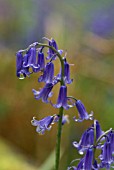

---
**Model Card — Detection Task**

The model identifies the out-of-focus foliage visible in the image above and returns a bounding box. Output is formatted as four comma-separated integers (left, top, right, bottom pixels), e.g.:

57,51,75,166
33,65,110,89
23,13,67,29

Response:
0,0,114,170
0,137,37,170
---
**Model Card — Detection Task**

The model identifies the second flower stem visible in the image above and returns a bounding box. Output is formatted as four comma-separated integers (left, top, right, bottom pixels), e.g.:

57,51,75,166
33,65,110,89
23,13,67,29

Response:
55,107,64,170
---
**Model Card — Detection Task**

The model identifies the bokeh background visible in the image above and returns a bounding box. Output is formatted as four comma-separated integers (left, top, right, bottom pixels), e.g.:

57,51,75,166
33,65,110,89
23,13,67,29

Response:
0,0,114,170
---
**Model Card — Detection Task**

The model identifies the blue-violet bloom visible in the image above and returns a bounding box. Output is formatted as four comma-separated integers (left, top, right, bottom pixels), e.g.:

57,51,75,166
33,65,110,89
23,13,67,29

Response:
94,120,104,141
32,49,45,72
31,116,55,135
38,62,54,83
56,59,73,84
99,140,114,169
64,59,73,84
46,38,58,60
52,85,72,110
23,47,40,73
16,50,31,79
108,130,114,154
74,100,93,122
83,148,93,170
73,127,94,155
32,83,53,103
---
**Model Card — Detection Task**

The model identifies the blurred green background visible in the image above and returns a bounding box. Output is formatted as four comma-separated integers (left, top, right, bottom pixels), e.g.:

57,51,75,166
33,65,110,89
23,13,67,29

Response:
0,0,114,169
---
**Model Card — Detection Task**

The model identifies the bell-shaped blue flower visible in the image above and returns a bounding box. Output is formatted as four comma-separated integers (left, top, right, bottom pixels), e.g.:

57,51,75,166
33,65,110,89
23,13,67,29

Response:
56,59,73,84
46,38,58,60
64,59,73,84
37,50,45,71
32,83,53,103
52,85,71,110
74,100,93,122
109,131,114,154
31,115,55,135
68,149,94,170
99,140,113,169
23,47,40,73
28,47,40,72
16,50,31,79
38,62,54,83
95,120,104,140
83,148,93,170
73,128,94,155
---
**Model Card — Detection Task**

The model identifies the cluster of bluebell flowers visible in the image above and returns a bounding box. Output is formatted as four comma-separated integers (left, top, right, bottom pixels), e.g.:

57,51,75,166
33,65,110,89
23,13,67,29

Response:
68,120,114,170
16,37,114,170
16,38,92,133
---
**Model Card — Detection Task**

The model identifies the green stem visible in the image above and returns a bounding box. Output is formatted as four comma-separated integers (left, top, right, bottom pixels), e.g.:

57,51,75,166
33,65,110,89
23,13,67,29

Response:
55,107,64,170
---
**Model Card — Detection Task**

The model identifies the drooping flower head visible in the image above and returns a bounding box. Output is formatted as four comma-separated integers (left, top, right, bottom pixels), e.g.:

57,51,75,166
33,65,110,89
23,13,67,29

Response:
73,120,104,155
31,114,69,135
83,148,93,170
37,48,45,71
32,83,53,103
24,47,40,72
99,140,113,169
74,100,93,122
52,85,72,110
46,38,58,60
31,116,55,135
108,130,114,154
56,58,73,84
67,148,94,170
38,62,54,83
73,127,94,155
64,59,73,84
31,47,45,73
16,50,31,79
93,120,104,140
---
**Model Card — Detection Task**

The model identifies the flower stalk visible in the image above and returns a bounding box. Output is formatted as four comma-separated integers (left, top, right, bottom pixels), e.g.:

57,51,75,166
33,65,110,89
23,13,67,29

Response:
36,42,65,170
55,107,64,170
